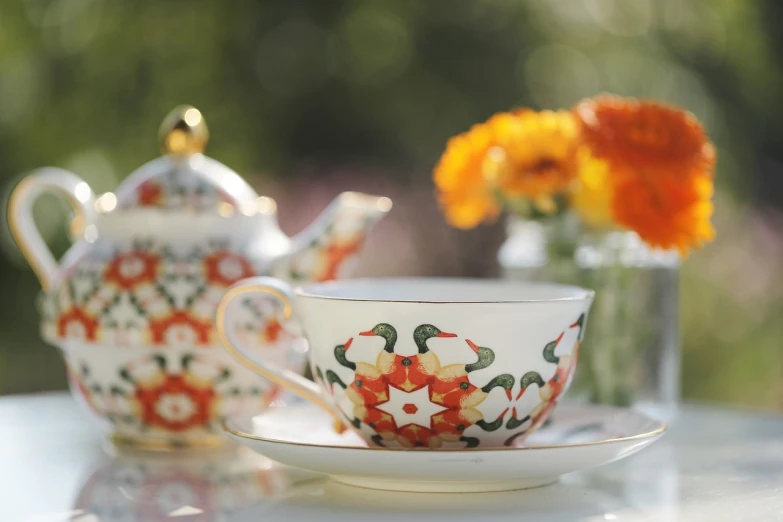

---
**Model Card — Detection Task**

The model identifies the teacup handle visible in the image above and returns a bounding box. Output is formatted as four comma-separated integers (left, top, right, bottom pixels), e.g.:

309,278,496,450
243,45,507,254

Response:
216,277,342,428
8,168,97,292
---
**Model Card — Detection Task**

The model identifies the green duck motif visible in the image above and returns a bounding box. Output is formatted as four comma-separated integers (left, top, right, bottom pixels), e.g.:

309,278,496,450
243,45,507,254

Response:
372,324,456,393
430,339,514,409
505,371,545,430
542,332,565,364
571,313,586,339
359,322,398,375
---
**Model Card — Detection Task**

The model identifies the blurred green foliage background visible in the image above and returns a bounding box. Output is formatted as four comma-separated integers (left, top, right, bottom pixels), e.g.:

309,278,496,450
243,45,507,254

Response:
1,0,782,408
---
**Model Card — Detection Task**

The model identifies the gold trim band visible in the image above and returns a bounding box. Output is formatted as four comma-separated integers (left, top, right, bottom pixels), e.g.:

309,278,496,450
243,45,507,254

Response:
223,417,666,453
293,278,596,305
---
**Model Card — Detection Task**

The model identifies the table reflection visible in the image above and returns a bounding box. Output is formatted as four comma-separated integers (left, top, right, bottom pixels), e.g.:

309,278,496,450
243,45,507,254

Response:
72,446,319,522
68,442,683,522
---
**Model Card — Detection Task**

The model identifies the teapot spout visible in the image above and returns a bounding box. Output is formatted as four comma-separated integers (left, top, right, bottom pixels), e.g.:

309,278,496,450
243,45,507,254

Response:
283,192,392,282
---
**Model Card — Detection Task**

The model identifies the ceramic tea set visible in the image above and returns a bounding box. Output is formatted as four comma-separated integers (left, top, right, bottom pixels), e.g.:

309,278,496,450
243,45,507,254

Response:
8,106,665,492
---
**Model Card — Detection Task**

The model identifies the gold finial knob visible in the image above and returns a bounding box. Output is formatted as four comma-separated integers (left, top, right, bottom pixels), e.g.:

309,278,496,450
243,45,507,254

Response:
159,105,209,155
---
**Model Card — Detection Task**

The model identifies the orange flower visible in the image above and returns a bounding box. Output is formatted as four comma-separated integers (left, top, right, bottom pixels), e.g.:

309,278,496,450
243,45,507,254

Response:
612,173,715,254
486,109,581,211
574,96,716,254
433,121,501,229
575,95,715,179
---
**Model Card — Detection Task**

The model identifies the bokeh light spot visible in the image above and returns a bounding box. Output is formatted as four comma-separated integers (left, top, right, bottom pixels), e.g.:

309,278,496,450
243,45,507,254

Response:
585,0,651,37
256,19,327,98
41,0,103,54
521,45,599,108
0,54,40,129
74,182,91,203
95,192,117,213
326,7,412,85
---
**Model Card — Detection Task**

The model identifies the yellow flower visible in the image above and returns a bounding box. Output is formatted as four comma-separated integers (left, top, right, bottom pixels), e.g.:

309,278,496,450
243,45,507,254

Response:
569,148,614,229
433,121,501,229
487,109,581,212
434,94,716,255
434,109,583,228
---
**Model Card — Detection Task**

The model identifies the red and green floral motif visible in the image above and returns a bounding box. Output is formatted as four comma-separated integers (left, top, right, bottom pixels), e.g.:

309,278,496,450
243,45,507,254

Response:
316,237,363,282
231,294,292,349
429,339,514,409
316,315,586,448
121,176,234,211
148,311,213,347
137,179,164,206
41,220,374,349
504,314,586,446
317,323,515,448
69,353,272,439
104,250,160,290
119,355,221,432
203,250,255,287
57,306,100,342
114,354,231,433
39,240,266,349
286,209,378,283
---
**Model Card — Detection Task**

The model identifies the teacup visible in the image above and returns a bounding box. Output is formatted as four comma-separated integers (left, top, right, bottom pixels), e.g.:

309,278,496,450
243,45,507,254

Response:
216,277,594,449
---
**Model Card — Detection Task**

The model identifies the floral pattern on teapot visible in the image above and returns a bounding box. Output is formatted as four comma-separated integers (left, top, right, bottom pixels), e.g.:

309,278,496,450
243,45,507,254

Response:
40,208,381,347
9,105,391,448
66,350,279,441
123,173,236,211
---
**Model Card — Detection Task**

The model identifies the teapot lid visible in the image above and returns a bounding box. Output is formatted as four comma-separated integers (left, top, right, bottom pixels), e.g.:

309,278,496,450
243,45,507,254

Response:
104,106,262,215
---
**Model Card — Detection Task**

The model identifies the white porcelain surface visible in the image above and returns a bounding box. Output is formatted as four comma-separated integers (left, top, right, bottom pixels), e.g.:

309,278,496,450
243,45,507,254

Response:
4,393,783,521
223,401,663,492
220,278,594,449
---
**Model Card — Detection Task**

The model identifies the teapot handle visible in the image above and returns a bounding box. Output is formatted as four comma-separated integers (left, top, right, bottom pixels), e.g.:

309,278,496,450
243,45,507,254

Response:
8,168,96,292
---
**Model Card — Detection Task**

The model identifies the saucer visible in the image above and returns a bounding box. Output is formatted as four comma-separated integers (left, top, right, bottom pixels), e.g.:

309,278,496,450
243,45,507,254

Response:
223,402,665,493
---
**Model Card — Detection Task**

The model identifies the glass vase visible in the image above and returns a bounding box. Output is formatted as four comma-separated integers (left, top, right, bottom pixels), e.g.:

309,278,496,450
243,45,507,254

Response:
498,216,680,422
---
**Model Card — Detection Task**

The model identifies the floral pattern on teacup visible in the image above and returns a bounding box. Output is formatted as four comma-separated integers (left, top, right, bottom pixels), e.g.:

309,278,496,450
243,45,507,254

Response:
315,314,586,448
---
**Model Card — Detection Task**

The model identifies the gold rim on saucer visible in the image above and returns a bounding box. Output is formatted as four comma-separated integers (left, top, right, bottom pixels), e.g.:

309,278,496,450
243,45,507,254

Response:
221,416,667,453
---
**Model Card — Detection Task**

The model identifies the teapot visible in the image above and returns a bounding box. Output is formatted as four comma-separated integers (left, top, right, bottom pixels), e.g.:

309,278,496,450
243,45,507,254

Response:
8,106,391,449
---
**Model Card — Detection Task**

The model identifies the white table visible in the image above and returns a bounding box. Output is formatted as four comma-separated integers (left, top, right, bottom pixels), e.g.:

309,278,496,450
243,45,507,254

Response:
2,393,782,522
